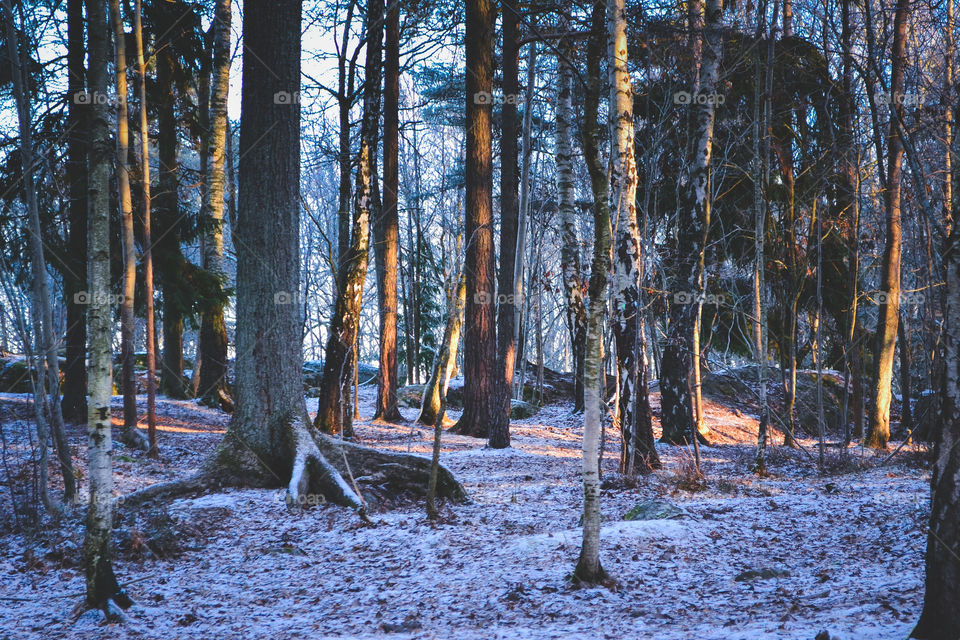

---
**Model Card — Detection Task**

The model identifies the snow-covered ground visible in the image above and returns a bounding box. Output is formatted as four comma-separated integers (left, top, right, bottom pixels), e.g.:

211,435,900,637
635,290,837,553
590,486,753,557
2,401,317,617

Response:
0,388,931,639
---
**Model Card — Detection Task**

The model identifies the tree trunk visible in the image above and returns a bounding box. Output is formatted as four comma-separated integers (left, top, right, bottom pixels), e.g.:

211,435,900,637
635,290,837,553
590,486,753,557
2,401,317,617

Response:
132,0,158,455
156,8,188,400
110,0,148,450
555,7,587,416
373,0,403,423
418,277,465,426
489,0,521,449
899,316,913,436
866,0,908,449
3,0,77,505
608,0,659,473
660,0,721,446
62,0,89,424
198,0,232,411
450,0,498,439
574,0,612,584
315,0,382,437
912,190,960,639
83,0,130,610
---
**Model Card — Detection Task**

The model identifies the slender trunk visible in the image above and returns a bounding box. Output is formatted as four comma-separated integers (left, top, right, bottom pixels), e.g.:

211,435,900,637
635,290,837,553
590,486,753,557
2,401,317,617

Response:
198,0,232,410
450,0,497,439
373,0,403,423
83,0,130,609
62,0,89,423
315,0,382,436
899,316,913,435
513,44,537,382
3,0,77,504
660,0,721,445
418,278,465,425
866,0,909,449
609,0,659,473
575,0,612,584
110,0,147,450
132,0,158,455
556,5,587,416
490,0,521,448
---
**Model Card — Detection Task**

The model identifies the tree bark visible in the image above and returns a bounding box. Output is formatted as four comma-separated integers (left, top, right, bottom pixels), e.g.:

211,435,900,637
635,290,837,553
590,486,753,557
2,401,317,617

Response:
62,0,89,424
660,0,721,446
83,0,131,610
608,0,660,473
418,277,465,426
489,0,521,449
450,0,498,439
866,0,908,449
198,0,232,411
555,5,587,416
373,0,404,423
110,0,148,450
315,0,382,436
574,0,612,584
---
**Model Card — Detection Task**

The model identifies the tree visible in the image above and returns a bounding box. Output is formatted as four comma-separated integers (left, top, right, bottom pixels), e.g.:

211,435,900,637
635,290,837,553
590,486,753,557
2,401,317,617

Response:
418,276,465,426
575,0,613,584
659,0,722,446
608,0,660,473
110,0,148,450
555,9,587,416
315,0,382,437
197,0,232,411
61,0,88,424
83,0,131,610
865,0,909,449
372,0,404,423
133,0,158,454
121,0,465,517
450,0,498,440
2,0,76,505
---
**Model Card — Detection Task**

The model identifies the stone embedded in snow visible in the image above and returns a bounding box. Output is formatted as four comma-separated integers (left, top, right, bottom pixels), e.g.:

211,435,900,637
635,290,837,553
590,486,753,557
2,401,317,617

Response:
624,500,685,521
734,567,791,581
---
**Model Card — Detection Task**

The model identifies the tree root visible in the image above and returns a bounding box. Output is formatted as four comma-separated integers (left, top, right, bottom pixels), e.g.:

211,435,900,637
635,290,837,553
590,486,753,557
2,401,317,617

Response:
115,414,468,516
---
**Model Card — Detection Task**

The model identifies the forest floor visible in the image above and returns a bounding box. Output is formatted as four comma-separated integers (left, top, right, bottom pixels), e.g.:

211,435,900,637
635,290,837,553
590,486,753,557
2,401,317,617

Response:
0,385,932,639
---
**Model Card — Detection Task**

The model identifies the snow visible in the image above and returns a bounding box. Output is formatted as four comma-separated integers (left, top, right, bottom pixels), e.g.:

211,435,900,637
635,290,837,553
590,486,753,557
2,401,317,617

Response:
0,385,931,639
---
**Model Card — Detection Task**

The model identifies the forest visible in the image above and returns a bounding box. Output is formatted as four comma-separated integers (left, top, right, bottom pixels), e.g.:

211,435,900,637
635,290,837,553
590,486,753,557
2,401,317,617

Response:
0,0,957,636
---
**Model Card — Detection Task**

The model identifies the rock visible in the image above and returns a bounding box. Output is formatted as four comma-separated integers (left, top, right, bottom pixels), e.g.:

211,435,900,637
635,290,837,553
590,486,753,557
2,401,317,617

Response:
815,631,831,640
623,500,684,521
397,384,425,408
75,608,106,628
510,399,538,419
0,358,33,393
302,360,379,389
734,567,791,581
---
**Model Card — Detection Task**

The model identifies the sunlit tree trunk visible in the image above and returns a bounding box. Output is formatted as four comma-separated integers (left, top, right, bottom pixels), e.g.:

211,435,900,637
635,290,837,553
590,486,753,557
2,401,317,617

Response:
315,0,381,436
83,0,130,609
373,0,403,423
110,0,148,450
608,0,659,473
866,0,909,449
451,0,498,439
418,277,465,426
198,0,232,411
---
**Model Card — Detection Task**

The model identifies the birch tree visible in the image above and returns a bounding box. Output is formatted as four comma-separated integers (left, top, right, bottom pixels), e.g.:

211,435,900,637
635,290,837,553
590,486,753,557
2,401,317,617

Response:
608,0,660,473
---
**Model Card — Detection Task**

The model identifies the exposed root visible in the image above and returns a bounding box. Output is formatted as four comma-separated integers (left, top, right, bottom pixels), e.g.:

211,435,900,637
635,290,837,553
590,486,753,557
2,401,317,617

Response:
117,427,149,452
